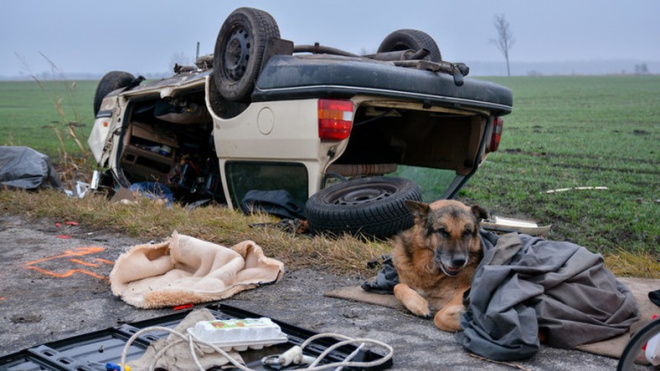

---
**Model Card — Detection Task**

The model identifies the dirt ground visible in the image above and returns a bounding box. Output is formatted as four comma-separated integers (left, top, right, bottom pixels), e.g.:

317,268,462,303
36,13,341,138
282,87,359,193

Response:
0,213,652,370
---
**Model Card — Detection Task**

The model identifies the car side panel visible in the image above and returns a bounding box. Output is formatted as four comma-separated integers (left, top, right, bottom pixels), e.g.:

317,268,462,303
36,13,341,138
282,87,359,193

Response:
206,79,351,207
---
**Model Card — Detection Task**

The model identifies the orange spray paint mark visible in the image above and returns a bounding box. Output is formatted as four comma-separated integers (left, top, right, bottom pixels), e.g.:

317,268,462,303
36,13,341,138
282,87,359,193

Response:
25,246,114,280
69,258,100,267
95,258,116,265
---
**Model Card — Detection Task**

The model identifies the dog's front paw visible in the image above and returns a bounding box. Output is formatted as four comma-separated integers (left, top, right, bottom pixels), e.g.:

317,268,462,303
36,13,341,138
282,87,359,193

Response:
394,284,431,317
407,299,432,318
434,304,465,332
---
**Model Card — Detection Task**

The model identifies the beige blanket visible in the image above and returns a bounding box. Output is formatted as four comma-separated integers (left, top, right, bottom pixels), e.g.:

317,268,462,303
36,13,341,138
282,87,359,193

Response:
110,232,284,309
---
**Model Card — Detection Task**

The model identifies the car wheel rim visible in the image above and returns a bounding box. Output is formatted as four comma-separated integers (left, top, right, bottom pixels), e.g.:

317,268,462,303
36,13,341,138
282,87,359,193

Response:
223,27,252,82
329,183,396,206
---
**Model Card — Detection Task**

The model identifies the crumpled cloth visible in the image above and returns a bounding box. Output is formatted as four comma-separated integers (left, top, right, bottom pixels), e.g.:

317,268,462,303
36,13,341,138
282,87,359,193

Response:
456,233,640,361
110,232,284,308
128,308,243,371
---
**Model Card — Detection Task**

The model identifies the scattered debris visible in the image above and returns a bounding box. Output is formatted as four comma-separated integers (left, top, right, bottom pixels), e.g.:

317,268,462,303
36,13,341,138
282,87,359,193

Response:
109,183,174,206
173,303,194,311
110,187,138,204
542,186,608,194
56,221,79,228
482,215,551,236
636,198,660,204
54,220,79,239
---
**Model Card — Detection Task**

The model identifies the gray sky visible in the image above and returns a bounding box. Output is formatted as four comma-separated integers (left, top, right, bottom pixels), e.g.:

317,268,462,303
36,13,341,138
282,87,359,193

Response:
2,0,659,78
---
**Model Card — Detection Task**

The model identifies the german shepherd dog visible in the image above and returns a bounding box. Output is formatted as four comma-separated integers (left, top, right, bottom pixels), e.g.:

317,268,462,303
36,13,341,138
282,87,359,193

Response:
392,199,487,332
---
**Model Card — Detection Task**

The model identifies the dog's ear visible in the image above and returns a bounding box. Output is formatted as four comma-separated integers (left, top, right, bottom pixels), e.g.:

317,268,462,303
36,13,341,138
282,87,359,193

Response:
471,204,488,222
405,200,430,223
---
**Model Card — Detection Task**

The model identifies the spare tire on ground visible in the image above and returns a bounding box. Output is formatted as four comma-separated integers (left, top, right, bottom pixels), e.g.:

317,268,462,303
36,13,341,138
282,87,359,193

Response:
305,176,422,239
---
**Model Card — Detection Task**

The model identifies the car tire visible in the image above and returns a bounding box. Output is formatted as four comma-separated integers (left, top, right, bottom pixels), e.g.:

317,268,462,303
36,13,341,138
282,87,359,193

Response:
213,7,280,102
93,71,135,116
377,29,442,62
305,176,422,239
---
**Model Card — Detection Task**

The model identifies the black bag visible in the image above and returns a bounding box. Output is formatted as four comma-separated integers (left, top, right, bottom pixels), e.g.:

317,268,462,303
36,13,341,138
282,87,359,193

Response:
240,189,306,220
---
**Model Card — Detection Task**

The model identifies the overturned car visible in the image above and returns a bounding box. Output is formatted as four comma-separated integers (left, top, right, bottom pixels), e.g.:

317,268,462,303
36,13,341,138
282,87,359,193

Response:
88,7,513,238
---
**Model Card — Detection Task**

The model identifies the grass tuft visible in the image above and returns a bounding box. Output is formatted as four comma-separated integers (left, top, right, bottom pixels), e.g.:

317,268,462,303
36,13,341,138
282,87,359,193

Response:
0,189,391,277
604,248,660,278
1,188,656,278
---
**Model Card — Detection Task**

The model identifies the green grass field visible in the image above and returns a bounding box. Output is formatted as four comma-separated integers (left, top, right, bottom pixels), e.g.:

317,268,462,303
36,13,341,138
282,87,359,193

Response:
0,80,97,157
1,75,658,259
466,76,658,256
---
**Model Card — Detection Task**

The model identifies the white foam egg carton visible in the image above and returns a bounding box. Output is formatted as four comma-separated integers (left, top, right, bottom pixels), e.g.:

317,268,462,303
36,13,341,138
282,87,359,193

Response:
187,317,288,351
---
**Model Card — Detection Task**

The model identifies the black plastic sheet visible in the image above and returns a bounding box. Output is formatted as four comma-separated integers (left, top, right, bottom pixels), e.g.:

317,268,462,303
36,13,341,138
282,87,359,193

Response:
0,146,61,190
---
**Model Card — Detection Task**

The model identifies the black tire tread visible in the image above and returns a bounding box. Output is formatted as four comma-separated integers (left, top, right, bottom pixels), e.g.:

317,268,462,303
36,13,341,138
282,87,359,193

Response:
213,7,280,102
305,177,422,238
93,71,135,116
377,29,442,62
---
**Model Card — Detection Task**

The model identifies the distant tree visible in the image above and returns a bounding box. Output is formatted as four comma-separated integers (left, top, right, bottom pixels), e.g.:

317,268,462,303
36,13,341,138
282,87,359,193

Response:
490,14,515,77
360,47,377,56
634,63,649,75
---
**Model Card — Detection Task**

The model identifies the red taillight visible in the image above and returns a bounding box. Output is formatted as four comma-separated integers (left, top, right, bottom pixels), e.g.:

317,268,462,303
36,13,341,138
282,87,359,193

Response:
318,99,353,140
488,117,503,152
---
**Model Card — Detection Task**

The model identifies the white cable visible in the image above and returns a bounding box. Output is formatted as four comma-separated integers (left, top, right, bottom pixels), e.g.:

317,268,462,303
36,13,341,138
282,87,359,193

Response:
119,326,251,371
336,343,363,371
304,334,394,370
119,325,394,371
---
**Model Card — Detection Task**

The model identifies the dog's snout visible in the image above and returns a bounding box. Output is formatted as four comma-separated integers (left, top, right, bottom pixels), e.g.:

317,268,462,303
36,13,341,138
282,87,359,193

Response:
435,252,468,268
452,257,467,268
436,247,469,270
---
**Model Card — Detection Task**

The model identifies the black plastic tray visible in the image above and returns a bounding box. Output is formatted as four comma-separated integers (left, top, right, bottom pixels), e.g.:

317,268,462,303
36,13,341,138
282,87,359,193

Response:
0,303,392,370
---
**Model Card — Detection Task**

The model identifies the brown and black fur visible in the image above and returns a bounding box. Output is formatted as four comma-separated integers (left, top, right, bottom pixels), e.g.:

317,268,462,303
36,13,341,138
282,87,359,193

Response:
392,199,487,332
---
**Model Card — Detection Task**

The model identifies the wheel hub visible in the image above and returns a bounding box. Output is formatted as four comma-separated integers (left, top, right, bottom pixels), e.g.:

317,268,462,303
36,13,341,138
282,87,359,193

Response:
223,27,252,81
332,185,394,206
